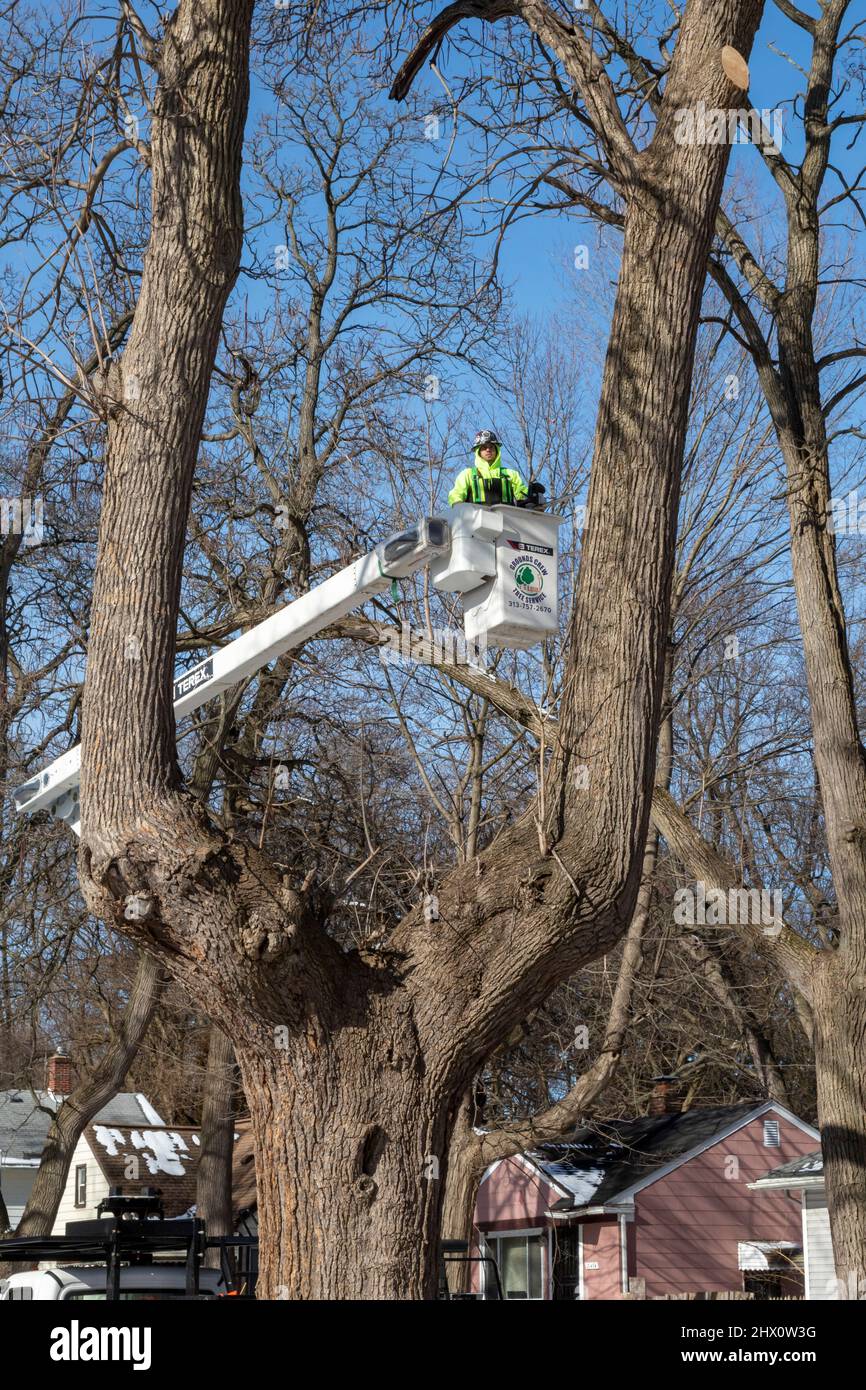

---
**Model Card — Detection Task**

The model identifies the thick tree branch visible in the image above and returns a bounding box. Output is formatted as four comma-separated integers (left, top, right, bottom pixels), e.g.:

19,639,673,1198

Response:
388,0,517,100
772,0,817,34
650,786,818,996
390,0,639,183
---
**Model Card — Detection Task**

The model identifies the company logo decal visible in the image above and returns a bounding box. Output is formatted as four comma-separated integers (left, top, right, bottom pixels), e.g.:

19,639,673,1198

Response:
510,554,548,602
173,657,214,703
505,540,553,556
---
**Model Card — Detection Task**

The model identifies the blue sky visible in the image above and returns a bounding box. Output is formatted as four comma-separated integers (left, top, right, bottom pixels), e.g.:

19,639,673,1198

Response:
434,1,856,315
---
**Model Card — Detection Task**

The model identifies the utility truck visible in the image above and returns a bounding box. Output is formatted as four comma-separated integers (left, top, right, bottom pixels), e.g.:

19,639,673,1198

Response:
0,1189,254,1300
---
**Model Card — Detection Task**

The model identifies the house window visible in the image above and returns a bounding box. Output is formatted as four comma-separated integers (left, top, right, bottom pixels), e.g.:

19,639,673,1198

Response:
484,1232,545,1300
74,1164,87,1207
763,1119,781,1148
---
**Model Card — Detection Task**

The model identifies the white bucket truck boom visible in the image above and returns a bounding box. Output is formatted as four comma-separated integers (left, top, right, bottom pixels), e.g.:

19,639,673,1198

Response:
14,503,564,836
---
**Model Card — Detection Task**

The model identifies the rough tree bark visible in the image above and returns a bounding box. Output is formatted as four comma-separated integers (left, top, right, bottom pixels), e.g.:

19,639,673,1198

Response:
197,1026,238,1268
74,0,765,1297
531,25,865,1288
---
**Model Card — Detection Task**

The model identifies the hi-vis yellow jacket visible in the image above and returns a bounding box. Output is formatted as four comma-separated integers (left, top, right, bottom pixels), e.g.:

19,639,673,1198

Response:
448,448,528,506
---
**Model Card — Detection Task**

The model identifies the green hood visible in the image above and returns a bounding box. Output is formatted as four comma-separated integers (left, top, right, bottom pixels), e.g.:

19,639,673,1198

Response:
473,446,502,470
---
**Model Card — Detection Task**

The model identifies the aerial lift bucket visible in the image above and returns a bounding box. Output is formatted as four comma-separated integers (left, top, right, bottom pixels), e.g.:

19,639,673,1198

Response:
429,503,566,651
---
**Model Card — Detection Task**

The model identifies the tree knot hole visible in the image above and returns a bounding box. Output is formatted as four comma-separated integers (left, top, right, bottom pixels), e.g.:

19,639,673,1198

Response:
356,1124,388,1199
352,1174,378,1203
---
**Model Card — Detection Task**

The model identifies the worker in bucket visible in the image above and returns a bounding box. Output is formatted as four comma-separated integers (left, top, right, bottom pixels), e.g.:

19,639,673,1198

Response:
448,430,546,508
448,429,531,507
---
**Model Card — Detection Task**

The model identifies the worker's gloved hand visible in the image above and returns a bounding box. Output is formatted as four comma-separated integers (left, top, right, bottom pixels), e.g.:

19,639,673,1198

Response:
517,482,546,510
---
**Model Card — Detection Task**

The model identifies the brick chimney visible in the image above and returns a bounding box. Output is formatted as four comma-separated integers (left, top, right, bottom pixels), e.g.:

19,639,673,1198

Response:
46,1047,73,1095
649,1075,682,1116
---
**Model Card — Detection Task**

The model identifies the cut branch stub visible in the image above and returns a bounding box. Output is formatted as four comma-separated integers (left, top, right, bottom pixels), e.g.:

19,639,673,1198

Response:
721,45,750,89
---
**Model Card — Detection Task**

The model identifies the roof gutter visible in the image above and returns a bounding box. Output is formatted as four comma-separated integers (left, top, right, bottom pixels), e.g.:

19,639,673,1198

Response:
748,1176,824,1191
546,1202,635,1220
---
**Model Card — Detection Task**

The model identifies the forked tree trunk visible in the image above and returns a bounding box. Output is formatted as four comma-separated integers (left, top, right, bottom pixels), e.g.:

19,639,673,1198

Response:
74,0,765,1297
243,174,749,1295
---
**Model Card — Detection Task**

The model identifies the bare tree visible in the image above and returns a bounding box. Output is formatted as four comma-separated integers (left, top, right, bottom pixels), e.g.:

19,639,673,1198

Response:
33,0,765,1298
548,0,866,1289
417,0,866,1291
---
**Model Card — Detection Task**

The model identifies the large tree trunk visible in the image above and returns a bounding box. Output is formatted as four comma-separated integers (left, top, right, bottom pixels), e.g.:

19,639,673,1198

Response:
776,308,866,1294
811,962,866,1297
74,0,765,1298
702,0,865,1290
240,1010,447,1300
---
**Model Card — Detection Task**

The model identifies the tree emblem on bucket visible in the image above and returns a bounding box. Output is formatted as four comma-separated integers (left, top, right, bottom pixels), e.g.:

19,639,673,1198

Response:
514,559,544,597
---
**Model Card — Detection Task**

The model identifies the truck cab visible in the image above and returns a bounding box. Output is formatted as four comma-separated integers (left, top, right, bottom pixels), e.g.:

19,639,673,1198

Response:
0,1265,225,1300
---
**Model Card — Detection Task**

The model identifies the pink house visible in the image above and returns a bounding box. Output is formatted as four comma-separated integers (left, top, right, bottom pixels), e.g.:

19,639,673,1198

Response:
471,1086,819,1300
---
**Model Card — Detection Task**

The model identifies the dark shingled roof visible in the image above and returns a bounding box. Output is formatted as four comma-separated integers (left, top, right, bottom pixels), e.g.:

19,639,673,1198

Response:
531,1102,765,1208
0,1091,158,1165
85,1124,200,1219
757,1150,823,1183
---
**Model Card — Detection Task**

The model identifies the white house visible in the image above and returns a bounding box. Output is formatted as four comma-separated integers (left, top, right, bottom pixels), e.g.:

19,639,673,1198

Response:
750,1151,838,1299
0,1051,164,1231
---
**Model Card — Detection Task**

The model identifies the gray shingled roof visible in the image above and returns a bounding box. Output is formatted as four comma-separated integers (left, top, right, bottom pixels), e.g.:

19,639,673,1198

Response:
757,1150,823,1183
0,1091,160,1165
532,1102,768,1208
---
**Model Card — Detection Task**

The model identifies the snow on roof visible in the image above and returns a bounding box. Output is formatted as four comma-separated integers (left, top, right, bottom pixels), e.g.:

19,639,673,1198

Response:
755,1149,823,1185
530,1103,803,1209
91,1125,194,1178
82,1123,200,1218
134,1093,165,1126
540,1161,607,1206
780,1153,823,1175
92,1126,126,1157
